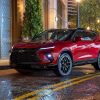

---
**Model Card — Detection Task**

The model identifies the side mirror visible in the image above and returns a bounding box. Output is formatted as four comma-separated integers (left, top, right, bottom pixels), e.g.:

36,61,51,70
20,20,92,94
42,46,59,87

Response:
75,36,82,41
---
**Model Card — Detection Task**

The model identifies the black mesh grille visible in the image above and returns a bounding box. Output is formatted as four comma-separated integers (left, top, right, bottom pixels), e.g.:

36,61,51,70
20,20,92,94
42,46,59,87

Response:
10,48,40,64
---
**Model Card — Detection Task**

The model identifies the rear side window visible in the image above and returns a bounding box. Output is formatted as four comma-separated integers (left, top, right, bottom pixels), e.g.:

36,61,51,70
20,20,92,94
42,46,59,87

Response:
74,30,91,41
86,31,97,40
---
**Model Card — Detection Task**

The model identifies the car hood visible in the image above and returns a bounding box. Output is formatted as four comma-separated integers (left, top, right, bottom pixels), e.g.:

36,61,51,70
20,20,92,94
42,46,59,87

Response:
13,40,73,49
13,40,56,49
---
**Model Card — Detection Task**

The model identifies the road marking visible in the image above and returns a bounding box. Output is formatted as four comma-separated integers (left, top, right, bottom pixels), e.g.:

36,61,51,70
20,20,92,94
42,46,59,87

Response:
29,74,100,100
14,72,100,100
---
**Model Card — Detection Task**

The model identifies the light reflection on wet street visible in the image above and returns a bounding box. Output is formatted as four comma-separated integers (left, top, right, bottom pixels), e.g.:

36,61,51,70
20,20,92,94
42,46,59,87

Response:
0,65,100,100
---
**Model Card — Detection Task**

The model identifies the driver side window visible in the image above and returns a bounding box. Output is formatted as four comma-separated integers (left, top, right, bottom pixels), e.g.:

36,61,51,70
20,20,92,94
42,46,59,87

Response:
74,31,85,41
86,32,97,40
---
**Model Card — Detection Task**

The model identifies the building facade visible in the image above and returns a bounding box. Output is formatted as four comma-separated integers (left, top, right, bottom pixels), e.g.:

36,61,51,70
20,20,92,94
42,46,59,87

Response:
0,0,25,59
68,0,77,16
68,0,77,28
42,0,68,29
0,0,68,59
0,0,12,59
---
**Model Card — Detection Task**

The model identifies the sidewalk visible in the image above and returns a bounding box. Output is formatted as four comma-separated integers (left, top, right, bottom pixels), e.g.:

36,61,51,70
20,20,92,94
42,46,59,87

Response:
0,59,11,70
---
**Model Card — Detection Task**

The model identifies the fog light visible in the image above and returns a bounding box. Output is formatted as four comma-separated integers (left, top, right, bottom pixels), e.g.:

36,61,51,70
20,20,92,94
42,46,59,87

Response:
46,53,53,62
47,54,52,58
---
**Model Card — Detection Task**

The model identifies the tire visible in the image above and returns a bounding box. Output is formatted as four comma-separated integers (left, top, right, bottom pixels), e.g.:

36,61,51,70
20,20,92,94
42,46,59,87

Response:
55,53,73,76
92,53,100,70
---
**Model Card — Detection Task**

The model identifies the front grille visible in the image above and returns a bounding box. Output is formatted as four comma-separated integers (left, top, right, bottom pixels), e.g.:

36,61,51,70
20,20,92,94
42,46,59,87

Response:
10,48,40,64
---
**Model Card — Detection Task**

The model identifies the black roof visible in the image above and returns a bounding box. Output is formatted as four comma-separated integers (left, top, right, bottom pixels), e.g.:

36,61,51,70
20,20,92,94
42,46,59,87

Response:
46,28,85,32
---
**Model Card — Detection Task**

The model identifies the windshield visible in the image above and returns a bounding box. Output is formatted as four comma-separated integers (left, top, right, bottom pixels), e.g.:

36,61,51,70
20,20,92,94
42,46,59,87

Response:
32,29,74,42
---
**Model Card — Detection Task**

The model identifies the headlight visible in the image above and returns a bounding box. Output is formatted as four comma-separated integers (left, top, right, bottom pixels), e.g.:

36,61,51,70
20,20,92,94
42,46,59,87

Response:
39,46,55,50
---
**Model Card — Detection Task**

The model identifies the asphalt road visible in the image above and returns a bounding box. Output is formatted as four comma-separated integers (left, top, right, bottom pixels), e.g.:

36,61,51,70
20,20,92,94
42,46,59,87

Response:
0,64,100,100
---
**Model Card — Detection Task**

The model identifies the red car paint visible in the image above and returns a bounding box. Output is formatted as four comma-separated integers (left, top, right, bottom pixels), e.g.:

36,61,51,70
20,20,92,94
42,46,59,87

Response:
10,29,100,67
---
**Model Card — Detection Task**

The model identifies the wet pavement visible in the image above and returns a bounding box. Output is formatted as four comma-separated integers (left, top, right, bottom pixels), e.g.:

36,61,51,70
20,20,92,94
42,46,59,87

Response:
0,65,100,100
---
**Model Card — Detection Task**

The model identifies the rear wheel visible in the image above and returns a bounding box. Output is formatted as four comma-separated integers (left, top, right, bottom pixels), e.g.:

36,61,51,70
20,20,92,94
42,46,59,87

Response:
92,53,100,70
55,53,73,76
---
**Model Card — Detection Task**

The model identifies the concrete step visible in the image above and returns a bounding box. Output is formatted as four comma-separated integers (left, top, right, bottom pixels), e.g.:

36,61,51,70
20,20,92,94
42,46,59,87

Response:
0,59,11,70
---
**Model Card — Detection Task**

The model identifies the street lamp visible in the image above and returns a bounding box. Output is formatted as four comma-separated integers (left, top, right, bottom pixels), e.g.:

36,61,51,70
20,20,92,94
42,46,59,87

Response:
97,19,100,32
97,19,100,24
76,0,81,28
87,26,90,30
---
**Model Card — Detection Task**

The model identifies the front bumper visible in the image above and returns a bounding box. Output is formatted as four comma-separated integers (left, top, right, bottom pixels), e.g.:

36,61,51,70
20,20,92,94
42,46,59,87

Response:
10,48,55,69
10,62,56,69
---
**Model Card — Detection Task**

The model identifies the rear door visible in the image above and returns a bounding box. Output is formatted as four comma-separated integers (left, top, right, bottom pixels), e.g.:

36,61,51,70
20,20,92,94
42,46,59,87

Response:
85,31,98,59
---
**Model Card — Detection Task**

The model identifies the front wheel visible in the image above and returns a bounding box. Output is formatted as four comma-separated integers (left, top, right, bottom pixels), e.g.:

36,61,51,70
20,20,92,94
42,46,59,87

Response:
92,53,100,70
55,53,73,76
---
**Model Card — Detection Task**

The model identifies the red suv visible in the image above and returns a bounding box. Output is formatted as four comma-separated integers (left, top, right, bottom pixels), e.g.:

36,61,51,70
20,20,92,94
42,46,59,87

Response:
10,28,100,76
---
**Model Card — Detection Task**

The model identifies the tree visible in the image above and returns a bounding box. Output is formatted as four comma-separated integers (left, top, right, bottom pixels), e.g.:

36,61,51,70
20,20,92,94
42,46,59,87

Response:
22,0,43,38
80,0,100,31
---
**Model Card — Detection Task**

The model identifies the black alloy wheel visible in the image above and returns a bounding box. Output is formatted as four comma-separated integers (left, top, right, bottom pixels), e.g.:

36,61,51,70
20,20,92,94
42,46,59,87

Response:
55,53,72,76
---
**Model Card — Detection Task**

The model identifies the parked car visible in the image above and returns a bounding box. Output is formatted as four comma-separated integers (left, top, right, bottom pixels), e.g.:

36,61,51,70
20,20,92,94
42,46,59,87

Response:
10,28,100,76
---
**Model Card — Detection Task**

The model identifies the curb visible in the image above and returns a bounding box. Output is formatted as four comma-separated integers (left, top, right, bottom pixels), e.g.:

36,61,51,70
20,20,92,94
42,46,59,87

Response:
0,59,10,70
0,66,11,70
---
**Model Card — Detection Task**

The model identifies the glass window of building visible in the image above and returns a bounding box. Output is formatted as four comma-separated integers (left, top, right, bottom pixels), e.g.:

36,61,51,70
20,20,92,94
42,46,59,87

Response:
0,0,11,59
